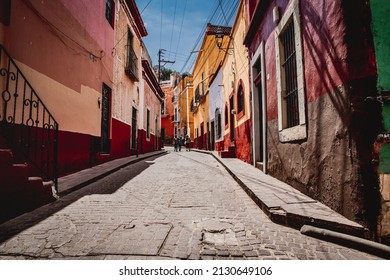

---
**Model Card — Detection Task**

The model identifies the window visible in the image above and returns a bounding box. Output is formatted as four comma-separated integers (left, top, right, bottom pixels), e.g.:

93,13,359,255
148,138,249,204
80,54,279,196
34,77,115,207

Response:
275,0,306,142
125,28,138,80
237,81,245,115
146,108,150,139
161,99,166,115
131,107,137,149
224,103,229,127
0,0,11,26
105,0,115,28
215,108,222,140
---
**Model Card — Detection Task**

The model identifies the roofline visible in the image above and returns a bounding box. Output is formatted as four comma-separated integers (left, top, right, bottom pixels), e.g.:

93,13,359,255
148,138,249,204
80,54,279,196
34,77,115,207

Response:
122,0,148,38
142,59,164,100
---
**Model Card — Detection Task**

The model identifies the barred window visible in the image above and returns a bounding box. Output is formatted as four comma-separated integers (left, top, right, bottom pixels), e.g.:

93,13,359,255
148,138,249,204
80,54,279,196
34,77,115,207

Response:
280,20,299,128
105,0,115,28
275,0,306,142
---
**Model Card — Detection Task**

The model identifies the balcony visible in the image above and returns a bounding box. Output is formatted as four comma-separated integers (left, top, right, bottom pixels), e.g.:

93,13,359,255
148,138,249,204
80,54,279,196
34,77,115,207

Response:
125,45,138,81
194,83,206,103
190,97,199,113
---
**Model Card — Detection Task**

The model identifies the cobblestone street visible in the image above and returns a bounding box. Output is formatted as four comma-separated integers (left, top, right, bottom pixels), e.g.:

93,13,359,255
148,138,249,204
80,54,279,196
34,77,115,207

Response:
0,149,382,260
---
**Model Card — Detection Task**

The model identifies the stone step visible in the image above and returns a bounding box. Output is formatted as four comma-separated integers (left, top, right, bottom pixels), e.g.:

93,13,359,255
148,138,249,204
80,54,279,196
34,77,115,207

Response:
0,149,13,168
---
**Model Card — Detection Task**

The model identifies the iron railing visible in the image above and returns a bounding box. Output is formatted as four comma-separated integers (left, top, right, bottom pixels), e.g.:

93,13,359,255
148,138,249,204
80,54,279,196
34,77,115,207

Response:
0,44,58,191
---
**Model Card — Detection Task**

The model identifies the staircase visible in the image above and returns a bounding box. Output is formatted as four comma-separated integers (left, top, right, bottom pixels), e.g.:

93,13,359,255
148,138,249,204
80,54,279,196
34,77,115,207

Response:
0,148,55,224
218,145,236,158
0,44,58,223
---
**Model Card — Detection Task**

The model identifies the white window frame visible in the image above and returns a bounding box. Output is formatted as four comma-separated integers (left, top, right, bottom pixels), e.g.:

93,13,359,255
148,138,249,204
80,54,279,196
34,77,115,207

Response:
275,0,306,142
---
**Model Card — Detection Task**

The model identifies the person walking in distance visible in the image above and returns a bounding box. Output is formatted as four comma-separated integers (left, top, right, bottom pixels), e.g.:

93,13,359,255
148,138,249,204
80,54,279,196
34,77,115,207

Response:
178,136,183,152
185,135,191,151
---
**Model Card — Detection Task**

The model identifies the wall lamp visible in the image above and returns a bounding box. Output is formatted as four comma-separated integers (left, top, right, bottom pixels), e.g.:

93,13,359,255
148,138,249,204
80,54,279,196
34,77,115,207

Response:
214,27,233,53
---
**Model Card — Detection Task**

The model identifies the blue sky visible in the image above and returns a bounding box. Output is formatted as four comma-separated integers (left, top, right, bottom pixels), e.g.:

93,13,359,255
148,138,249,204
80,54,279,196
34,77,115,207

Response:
135,0,239,74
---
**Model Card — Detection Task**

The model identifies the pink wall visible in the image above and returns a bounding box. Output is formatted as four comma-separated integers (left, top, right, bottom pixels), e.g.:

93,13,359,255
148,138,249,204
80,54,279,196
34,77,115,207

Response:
5,0,113,93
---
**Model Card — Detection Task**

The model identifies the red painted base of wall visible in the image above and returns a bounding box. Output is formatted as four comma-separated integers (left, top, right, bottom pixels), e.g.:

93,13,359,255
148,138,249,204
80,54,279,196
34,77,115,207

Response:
3,119,161,179
194,119,252,163
138,129,161,154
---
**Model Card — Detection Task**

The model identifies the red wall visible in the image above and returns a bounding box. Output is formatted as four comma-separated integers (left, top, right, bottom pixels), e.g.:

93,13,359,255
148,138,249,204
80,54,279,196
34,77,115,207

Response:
111,118,131,158
247,0,377,121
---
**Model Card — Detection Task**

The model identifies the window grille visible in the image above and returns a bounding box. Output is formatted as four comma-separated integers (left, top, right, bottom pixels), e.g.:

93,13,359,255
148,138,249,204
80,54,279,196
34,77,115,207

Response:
280,20,299,128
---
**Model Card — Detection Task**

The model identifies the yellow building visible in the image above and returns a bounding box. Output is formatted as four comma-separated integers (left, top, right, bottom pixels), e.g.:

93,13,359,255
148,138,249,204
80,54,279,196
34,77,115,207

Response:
220,1,252,163
191,24,231,150
175,75,194,142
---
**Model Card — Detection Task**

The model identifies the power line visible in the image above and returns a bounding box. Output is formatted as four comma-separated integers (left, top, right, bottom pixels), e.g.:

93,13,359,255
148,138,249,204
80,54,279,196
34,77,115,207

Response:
140,0,153,15
168,0,178,61
174,0,188,62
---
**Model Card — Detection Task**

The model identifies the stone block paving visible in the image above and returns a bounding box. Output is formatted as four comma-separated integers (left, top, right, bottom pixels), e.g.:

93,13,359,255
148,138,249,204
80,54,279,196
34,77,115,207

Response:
0,148,382,260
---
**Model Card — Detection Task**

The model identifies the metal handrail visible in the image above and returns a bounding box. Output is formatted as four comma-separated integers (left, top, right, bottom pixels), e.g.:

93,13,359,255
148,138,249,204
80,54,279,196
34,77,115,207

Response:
0,44,58,191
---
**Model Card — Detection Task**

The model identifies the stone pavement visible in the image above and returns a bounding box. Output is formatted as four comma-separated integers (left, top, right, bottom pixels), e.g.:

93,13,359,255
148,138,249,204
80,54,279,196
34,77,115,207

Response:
192,149,369,236
57,150,167,195
0,148,384,259
194,149,367,238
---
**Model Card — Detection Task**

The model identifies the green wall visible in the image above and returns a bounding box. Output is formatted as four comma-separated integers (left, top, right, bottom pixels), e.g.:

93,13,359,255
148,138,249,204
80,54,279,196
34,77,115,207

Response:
371,0,390,173
370,0,390,92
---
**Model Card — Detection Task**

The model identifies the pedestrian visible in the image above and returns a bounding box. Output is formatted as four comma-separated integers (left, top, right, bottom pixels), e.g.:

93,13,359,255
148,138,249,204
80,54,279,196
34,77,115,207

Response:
178,136,183,152
173,137,178,152
185,135,191,151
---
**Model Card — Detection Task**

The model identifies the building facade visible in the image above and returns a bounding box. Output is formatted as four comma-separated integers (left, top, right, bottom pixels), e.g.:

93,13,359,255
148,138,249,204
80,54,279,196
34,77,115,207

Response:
220,1,251,163
370,0,390,244
192,24,231,150
244,0,382,239
0,0,115,178
0,0,162,184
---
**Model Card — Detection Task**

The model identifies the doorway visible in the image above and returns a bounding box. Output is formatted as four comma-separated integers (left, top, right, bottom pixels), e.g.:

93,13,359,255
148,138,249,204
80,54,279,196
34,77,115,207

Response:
229,96,235,142
101,83,111,154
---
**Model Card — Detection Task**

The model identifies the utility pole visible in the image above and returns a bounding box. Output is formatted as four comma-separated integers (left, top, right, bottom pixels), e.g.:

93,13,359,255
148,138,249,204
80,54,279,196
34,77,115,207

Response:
158,49,175,83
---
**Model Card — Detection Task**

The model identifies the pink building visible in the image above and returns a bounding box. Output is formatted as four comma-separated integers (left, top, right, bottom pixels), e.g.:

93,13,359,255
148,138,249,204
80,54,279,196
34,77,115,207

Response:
244,0,381,237
0,0,162,196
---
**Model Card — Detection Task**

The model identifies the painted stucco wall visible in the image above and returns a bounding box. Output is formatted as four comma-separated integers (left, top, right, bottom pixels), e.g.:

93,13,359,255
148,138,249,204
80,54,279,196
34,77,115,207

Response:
370,0,390,245
370,0,390,92
245,0,381,230
209,68,223,141
161,86,175,144
192,32,229,149
2,0,114,136
112,3,142,127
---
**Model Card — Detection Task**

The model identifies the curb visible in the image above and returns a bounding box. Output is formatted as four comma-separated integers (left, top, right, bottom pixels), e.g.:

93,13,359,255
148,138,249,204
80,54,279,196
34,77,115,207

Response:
58,150,167,197
301,225,390,259
192,149,384,253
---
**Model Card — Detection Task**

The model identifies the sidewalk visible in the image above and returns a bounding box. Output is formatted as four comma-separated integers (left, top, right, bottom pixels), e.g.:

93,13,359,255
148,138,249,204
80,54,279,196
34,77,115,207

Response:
57,149,167,196
193,149,366,238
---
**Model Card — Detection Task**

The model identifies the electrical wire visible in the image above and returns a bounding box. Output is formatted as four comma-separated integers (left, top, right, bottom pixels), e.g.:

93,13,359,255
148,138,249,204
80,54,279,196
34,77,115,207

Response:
168,0,178,61
174,0,188,62
140,0,153,15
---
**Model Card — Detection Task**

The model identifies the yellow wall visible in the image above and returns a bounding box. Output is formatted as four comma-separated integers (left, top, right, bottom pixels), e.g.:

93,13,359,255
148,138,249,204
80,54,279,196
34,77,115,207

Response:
192,33,230,138
17,62,102,136
222,2,250,134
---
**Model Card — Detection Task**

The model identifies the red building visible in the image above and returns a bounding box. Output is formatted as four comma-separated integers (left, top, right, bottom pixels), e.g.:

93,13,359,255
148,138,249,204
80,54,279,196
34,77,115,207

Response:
161,74,178,146
244,0,382,236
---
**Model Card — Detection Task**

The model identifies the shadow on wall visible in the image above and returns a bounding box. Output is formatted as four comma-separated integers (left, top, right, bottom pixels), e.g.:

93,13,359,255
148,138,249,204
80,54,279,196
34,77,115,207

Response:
267,0,381,234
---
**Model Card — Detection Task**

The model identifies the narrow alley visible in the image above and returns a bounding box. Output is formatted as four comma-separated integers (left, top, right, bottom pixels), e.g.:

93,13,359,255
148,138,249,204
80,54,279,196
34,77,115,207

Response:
0,149,381,260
